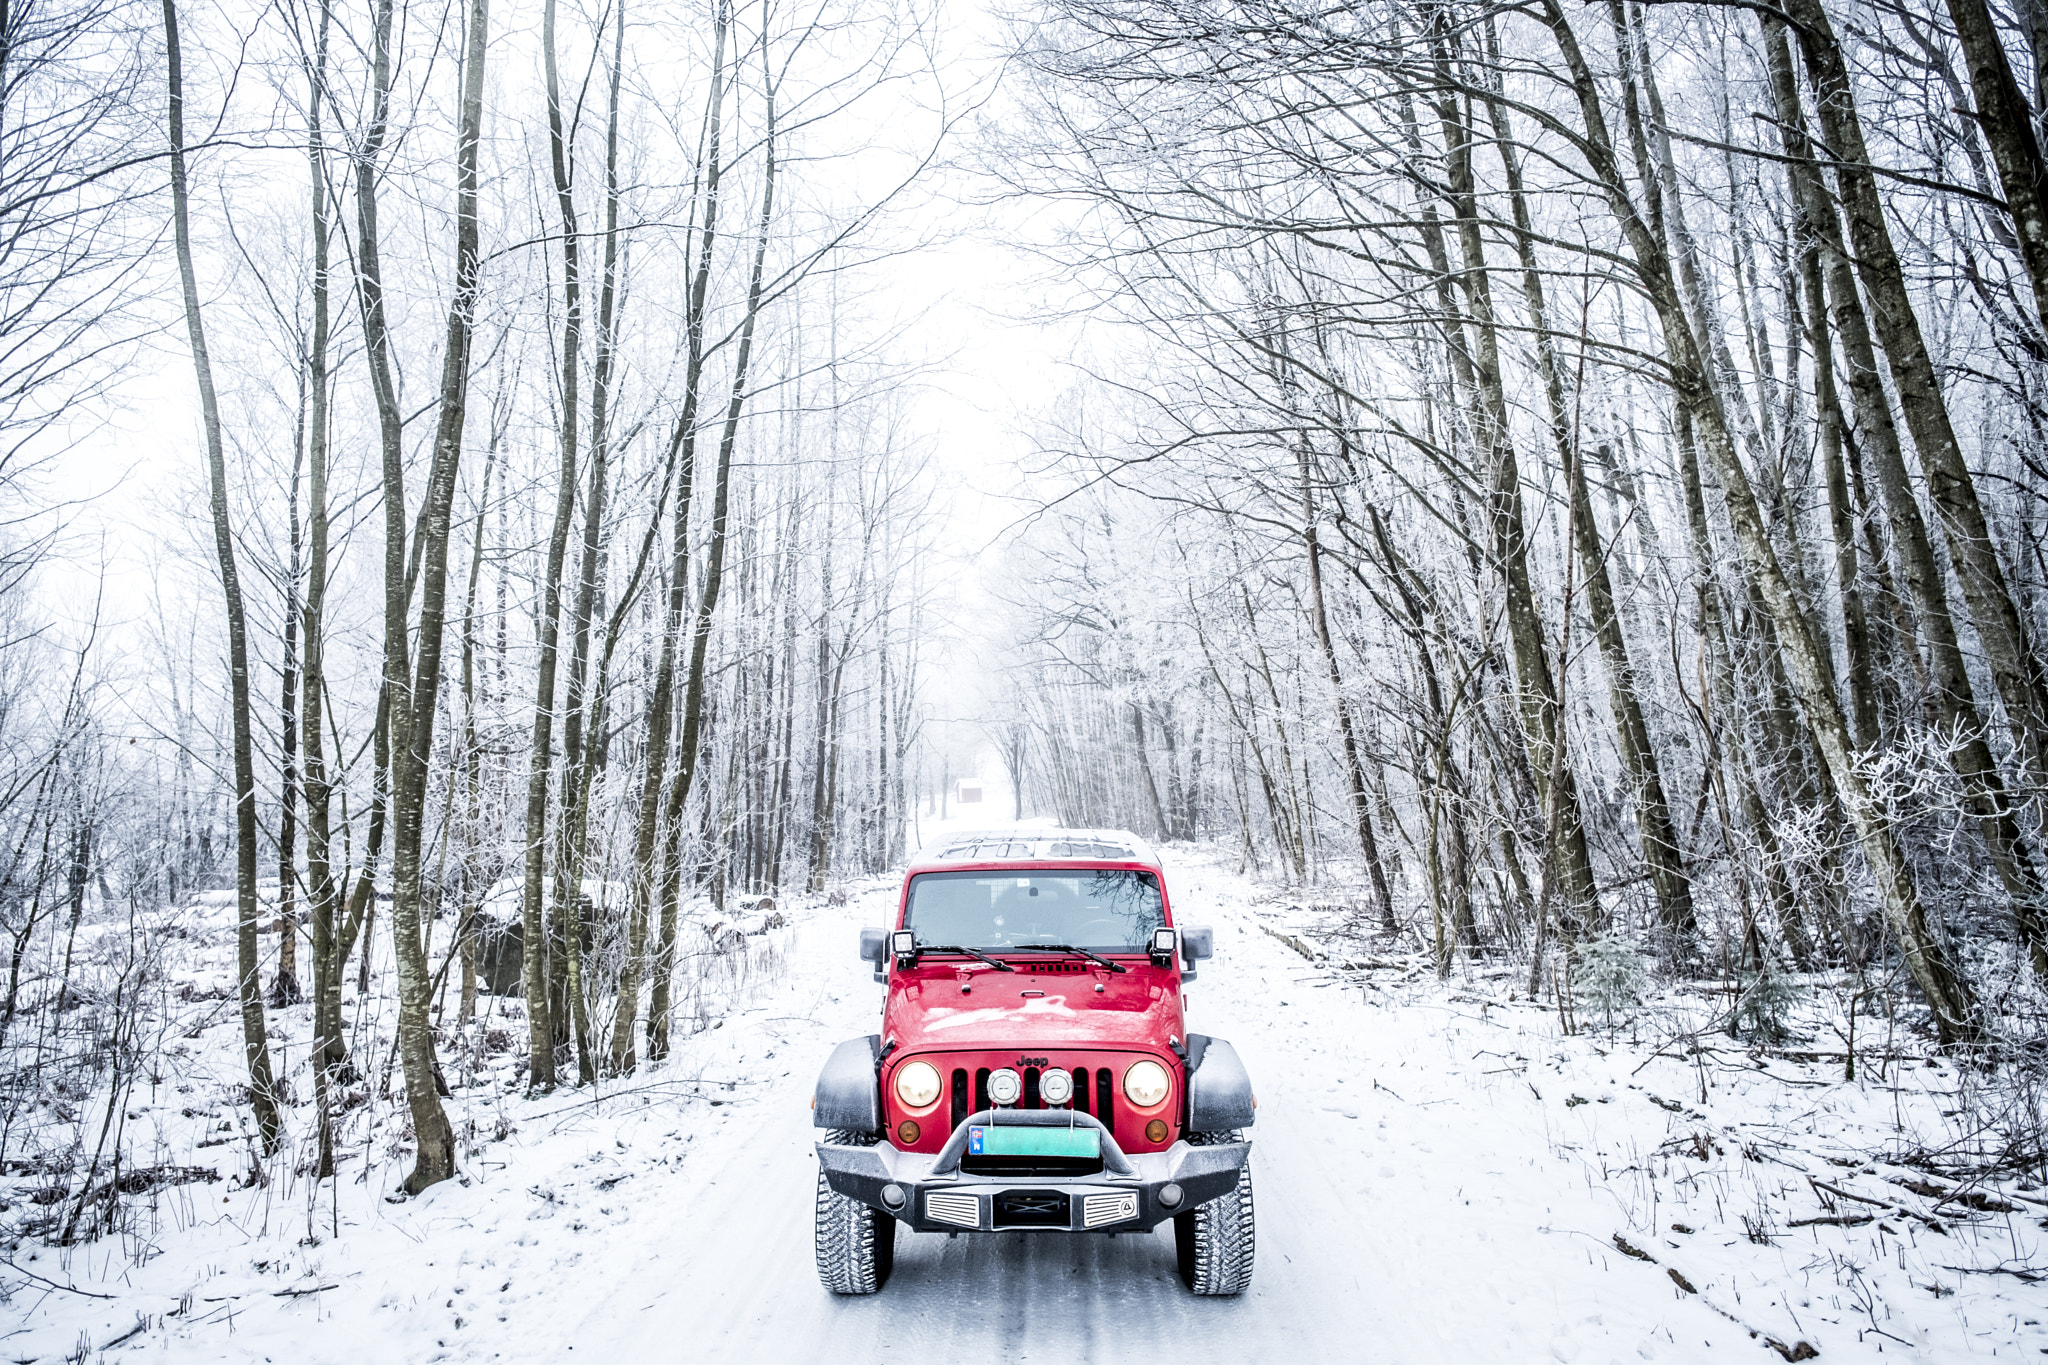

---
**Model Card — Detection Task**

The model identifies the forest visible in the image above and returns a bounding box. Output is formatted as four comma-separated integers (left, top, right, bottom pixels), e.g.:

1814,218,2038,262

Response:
2,0,2046,1284
989,0,2048,1057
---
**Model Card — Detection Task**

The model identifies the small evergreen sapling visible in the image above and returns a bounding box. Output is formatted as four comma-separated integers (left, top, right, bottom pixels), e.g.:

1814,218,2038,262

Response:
1573,931,1649,1035
1735,953,1803,1043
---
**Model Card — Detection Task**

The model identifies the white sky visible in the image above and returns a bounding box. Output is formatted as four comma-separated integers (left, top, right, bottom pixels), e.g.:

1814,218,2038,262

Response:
29,0,1091,797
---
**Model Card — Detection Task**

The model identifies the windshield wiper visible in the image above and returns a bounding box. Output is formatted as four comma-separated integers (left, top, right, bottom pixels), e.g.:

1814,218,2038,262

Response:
1010,943,1129,974
916,943,1016,972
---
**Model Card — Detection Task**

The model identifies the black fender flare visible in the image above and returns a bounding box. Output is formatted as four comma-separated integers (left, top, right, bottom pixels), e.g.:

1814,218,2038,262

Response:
813,1034,882,1133
1185,1033,1255,1131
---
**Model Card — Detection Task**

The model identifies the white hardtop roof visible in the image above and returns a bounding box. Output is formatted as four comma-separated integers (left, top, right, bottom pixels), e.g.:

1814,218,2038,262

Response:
909,827,1158,867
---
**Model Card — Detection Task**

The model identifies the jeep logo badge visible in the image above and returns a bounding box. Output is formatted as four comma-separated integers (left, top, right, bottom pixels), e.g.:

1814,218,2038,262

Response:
1016,1055,1049,1068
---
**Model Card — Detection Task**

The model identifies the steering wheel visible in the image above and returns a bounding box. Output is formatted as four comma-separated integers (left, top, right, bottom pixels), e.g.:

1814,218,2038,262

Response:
1066,918,1126,947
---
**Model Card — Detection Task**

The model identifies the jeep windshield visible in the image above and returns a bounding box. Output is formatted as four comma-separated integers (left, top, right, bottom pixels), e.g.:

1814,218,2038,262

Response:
904,869,1164,952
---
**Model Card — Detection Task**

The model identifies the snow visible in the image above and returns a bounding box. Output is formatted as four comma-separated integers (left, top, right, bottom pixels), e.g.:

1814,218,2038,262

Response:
4,846,2044,1362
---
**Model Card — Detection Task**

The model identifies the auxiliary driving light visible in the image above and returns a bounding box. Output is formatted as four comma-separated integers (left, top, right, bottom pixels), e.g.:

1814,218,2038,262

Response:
1040,1068,1075,1106
1158,1182,1184,1209
987,1067,1023,1106
881,1183,906,1210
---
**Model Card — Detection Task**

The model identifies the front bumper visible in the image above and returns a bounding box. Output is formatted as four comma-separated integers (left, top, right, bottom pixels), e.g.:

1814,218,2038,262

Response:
815,1108,1249,1233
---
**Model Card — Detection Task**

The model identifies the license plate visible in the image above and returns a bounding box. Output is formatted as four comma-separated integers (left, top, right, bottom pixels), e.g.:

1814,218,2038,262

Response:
967,1125,1101,1158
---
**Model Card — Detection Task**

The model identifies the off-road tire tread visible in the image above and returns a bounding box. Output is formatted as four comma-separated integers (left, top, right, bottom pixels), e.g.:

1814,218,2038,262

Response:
1176,1129,1255,1295
814,1129,895,1294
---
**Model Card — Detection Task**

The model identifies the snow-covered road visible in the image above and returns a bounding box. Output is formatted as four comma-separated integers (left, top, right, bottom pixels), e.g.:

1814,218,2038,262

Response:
555,854,1765,1364
12,847,2042,1363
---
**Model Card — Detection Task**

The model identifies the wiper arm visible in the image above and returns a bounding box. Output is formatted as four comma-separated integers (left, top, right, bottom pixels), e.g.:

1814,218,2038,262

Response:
916,943,1016,972
1011,943,1129,974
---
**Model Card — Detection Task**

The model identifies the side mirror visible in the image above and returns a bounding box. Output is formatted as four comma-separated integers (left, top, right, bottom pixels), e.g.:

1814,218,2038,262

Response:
858,928,888,964
1180,925,1213,962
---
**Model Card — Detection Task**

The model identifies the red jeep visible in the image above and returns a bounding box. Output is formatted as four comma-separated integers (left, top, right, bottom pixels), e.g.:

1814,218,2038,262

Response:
812,829,1256,1295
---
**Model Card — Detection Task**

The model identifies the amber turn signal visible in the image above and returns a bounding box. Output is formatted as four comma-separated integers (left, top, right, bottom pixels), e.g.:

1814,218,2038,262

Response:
897,1120,920,1145
1145,1119,1169,1143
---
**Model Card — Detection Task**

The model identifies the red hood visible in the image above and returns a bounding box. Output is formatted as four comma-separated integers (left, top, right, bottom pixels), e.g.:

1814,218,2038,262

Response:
882,960,1185,1054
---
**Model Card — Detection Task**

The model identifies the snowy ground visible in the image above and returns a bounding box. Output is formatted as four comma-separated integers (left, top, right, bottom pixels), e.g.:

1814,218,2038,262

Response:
4,845,2046,1362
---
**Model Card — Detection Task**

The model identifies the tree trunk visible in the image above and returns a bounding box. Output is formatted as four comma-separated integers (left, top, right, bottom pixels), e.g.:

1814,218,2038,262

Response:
300,0,339,1175
768,491,805,881
618,2,732,1072
341,0,401,1059
1945,0,2048,327
516,259,577,1089
450,368,520,1051
539,0,612,1087
273,414,303,1008
1363,503,1464,939
1791,177,1878,751
164,0,280,1153
648,45,776,1062
1299,445,1394,927
386,0,489,1194
1131,703,1170,840
455,438,498,1051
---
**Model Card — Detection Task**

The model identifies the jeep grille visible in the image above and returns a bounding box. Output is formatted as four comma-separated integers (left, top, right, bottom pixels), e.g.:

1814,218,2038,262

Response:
949,1065,1113,1135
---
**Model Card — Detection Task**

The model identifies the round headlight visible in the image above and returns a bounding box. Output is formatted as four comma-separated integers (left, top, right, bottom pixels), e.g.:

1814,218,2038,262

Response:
1124,1059,1170,1108
894,1059,942,1110
987,1067,1022,1106
1040,1068,1075,1106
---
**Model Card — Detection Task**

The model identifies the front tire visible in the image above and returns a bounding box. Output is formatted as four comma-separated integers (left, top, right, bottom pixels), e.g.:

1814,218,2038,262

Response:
814,1130,896,1294
1175,1130,1254,1295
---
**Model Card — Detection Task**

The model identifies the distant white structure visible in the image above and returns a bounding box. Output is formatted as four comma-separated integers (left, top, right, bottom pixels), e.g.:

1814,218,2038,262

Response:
955,778,983,805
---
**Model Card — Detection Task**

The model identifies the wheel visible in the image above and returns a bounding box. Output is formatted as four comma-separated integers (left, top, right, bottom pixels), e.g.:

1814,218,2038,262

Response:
815,1129,896,1294
1174,1130,1254,1295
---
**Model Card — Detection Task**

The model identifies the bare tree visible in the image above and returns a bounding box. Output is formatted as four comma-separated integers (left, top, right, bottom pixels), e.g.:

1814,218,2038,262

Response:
162,0,280,1149
380,0,490,1193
